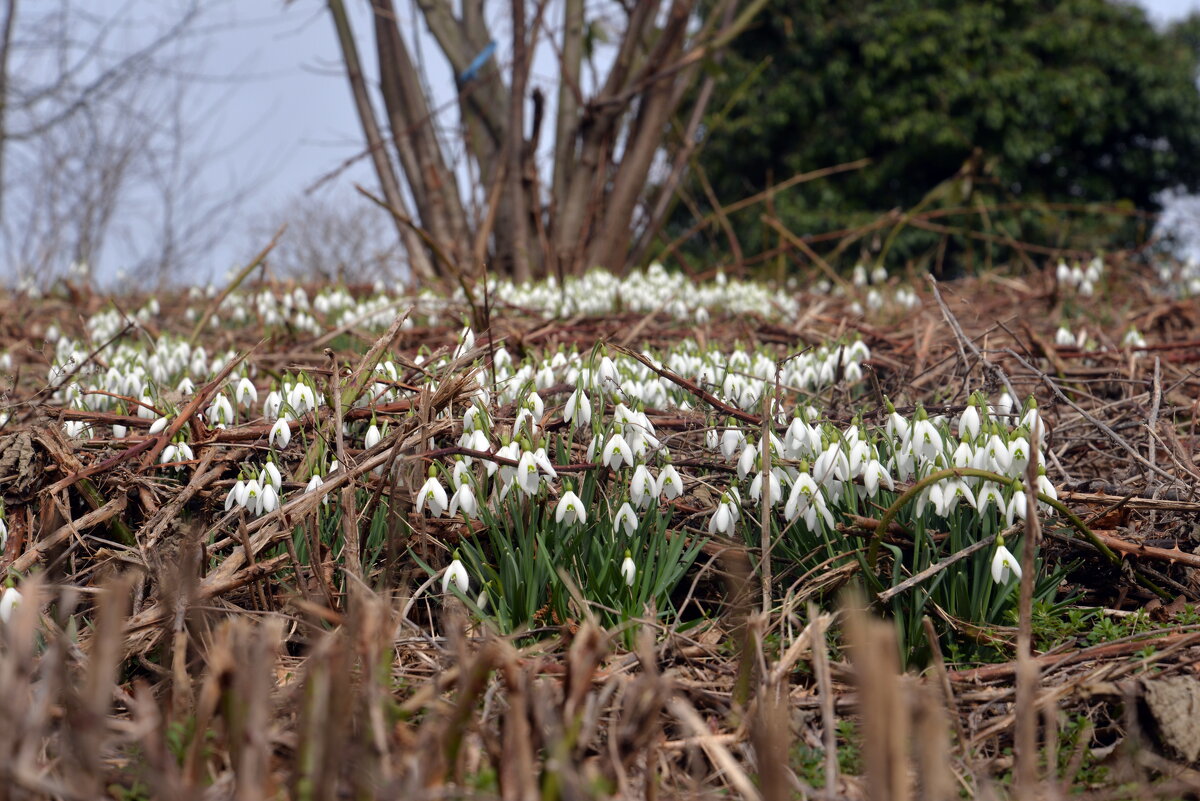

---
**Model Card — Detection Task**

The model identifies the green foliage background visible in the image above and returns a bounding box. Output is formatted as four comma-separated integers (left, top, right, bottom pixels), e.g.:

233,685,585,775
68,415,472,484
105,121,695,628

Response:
676,0,1200,271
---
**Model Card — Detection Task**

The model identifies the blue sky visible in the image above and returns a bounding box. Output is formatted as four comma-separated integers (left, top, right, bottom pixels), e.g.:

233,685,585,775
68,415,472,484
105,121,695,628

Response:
5,0,1199,284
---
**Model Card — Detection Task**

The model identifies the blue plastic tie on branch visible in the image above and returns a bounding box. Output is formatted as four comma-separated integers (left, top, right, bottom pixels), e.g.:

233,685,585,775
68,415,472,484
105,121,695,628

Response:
458,41,497,84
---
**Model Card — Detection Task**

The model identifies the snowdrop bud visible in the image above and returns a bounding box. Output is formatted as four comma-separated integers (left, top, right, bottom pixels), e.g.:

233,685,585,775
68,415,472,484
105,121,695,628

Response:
991,538,1022,586
149,416,169,435
621,551,636,587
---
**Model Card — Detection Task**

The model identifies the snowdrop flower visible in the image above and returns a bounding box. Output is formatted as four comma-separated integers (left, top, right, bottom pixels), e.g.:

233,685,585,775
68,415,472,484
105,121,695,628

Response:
994,392,1015,419
563,388,591,428
208,394,234,428
261,460,283,492
416,472,449,516
269,416,292,449
1054,326,1076,348
630,464,656,509
708,496,737,536
985,434,1011,474
720,426,745,460
516,451,542,496
0,515,6,551
149,416,169,435
1008,436,1030,477
288,382,317,415
240,479,261,510
620,551,636,587
453,326,476,360
449,483,478,518
656,463,683,501
160,444,179,465
705,428,719,451
1021,401,1045,443
911,416,942,462
112,424,128,438
933,478,975,517
235,377,258,407
785,473,834,530
1035,468,1057,510
304,474,329,506
451,459,471,490
263,390,283,420
991,539,1022,585
976,482,1005,515
595,355,619,394
0,587,22,623
614,502,639,537
177,377,195,395
602,433,634,471
958,400,980,440
1006,489,1028,527
443,557,470,595
556,490,586,526
863,459,894,498
749,470,783,506
532,447,558,480
258,484,279,515
737,441,758,480
364,422,382,450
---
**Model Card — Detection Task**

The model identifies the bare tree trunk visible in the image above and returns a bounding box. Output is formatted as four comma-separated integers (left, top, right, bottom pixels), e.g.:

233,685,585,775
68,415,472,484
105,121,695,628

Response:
371,0,469,269
506,0,531,281
327,0,435,282
550,0,583,228
587,0,691,272
0,0,18,227
554,0,658,276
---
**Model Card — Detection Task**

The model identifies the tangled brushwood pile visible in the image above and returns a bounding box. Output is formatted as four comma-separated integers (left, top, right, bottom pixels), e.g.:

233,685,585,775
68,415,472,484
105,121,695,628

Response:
3,261,1200,799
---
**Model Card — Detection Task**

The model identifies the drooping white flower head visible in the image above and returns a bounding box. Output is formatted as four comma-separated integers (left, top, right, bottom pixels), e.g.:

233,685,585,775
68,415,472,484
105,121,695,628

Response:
656,464,683,501
991,542,1022,585
416,474,449,517
620,551,636,587
630,464,656,509
443,558,470,595
269,416,292,450
614,502,639,537
556,490,586,526
0,586,22,623
449,483,478,518
602,433,634,471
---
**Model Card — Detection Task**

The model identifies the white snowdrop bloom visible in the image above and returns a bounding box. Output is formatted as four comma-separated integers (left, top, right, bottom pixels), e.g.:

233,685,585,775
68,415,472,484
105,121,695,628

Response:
952,441,974,468
269,416,292,450
1122,328,1146,348
449,483,478,518
656,464,683,501
443,558,470,595
976,483,1005,515
1007,437,1030,477
235,377,258,407
720,426,745,460
516,451,542,496
994,392,1015,419
620,551,636,587
1022,404,1045,443
595,355,619,394
911,418,942,462
364,423,382,450
863,459,894,498
785,474,835,531
958,402,980,440
708,498,736,536
0,516,7,551
304,474,327,503
453,326,476,360
749,470,783,506
532,447,558,479
602,433,634,471
149,416,170,435
263,390,283,420
555,490,586,526
1035,471,1057,509
257,484,279,515
451,459,471,490
0,587,22,623
208,394,234,428
934,478,975,517
1054,326,1076,348
629,464,656,509
614,502,639,537
524,391,545,420
980,433,1008,473
177,377,195,395
563,388,591,428
261,461,283,492
112,424,128,439
737,442,758,481
497,441,521,486
1006,490,1028,527
991,542,1022,585
288,382,317,415
160,444,179,465
705,428,720,451
416,475,449,517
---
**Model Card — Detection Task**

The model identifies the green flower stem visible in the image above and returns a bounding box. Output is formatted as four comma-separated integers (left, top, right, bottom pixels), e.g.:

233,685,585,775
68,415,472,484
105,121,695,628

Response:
868,467,1170,601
